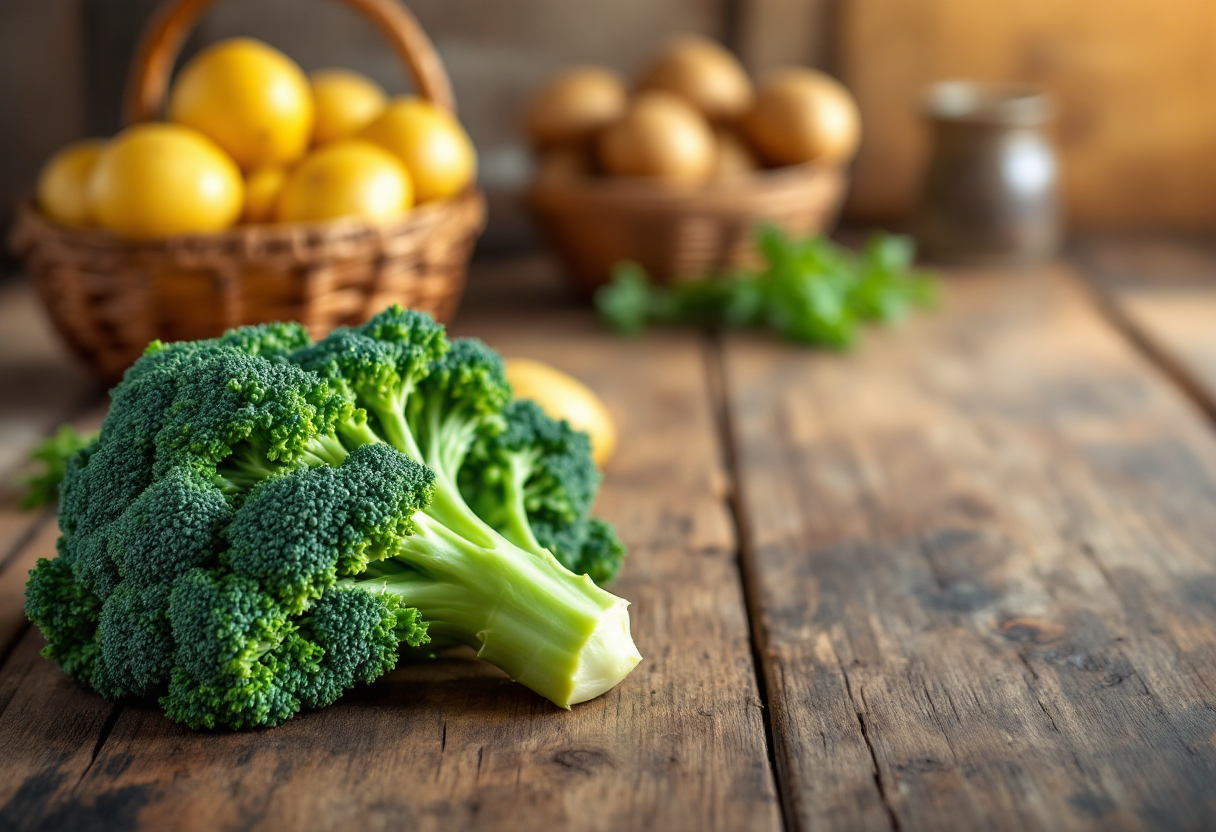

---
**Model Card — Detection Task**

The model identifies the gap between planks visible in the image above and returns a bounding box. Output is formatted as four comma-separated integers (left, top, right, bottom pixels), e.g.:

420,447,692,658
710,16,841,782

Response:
1069,266,1216,429
702,332,797,832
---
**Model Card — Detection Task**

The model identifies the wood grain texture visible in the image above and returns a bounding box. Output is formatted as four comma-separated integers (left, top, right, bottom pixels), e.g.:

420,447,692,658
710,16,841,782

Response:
0,400,114,831
1075,236,1216,419
839,0,1216,228
723,265,1216,831
0,261,781,832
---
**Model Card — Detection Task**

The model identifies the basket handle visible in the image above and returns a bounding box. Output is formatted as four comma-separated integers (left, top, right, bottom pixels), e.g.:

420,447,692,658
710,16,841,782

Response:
123,0,454,126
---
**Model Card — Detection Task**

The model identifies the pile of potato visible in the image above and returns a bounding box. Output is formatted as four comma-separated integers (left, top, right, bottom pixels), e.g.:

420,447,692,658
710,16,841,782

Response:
526,35,861,186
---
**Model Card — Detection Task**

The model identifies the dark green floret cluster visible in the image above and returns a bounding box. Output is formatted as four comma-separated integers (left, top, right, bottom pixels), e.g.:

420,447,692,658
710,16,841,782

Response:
25,310,638,730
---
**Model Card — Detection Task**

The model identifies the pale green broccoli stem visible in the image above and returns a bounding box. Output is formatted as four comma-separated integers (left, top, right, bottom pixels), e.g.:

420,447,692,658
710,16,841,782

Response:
416,398,501,545
347,389,487,539
354,511,639,708
301,434,350,467
337,418,383,451
498,450,546,556
359,386,421,462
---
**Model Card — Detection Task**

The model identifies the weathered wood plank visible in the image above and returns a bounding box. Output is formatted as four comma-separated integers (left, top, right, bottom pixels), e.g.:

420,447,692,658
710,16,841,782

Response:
0,633,120,831
1075,236,1216,419
0,395,115,831
0,483,117,829
724,265,1216,831
2,261,781,831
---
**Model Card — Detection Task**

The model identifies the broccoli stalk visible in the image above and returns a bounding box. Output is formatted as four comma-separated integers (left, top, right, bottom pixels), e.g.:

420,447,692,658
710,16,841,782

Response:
348,551,631,708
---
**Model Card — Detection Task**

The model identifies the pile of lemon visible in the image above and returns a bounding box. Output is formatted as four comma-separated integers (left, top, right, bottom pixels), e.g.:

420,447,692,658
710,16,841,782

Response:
37,38,477,240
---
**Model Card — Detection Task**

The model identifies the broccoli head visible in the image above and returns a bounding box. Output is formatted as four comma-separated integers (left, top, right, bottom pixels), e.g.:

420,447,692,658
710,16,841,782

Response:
27,307,640,730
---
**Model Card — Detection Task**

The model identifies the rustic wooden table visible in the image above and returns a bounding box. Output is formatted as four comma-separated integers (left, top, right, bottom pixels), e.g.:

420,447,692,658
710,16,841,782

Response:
1,239,1215,831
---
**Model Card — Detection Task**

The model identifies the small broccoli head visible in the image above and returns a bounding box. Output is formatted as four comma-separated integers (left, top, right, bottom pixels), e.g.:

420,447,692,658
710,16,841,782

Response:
291,328,425,416
155,349,355,476
218,321,312,362
504,400,598,523
92,581,175,699
225,443,434,614
162,568,307,730
108,467,231,588
358,304,449,356
415,338,510,425
24,548,103,685
461,399,601,565
409,338,511,479
290,586,428,711
290,308,448,454
564,518,627,586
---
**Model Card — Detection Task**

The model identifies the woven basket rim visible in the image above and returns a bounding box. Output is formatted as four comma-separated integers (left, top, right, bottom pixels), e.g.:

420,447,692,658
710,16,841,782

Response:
13,188,485,253
528,162,844,212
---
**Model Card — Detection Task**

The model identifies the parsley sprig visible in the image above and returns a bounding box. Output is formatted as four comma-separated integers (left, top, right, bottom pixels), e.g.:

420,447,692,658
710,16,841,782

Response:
596,226,938,348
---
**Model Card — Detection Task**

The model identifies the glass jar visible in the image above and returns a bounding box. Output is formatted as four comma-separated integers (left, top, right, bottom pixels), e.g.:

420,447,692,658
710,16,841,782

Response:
914,81,1061,265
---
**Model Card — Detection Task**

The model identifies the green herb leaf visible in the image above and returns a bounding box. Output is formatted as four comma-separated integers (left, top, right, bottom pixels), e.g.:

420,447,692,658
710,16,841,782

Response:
595,227,939,348
20,424,98,510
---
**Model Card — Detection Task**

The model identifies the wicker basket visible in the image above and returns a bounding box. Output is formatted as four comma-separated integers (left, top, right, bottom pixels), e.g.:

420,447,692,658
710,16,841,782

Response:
529,162,847,295
10,0,485,384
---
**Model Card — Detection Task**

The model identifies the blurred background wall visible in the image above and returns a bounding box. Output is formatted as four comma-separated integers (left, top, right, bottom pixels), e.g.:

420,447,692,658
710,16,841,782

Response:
3,0,1215,259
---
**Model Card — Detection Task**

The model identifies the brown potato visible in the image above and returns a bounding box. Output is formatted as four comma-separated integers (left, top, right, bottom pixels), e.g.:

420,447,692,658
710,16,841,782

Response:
525,67,628,149
741,68,861,166
637,35,753,123
597,91,715,182
711,127,760,181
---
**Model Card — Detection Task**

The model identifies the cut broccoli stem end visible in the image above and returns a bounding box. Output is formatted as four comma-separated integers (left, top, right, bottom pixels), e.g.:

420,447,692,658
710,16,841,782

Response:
357,518,641,708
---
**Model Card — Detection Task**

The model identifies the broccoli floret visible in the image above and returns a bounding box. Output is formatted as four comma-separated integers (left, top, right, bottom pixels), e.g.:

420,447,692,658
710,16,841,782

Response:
460,400,606,571
93,581,174,699
291,309,445,455
289,586,427,712
459,400,627,585
24,545,102,684
225,444,432,613
567,518,627,587
27,306,640,730
108,467,232,588
162,568,305,730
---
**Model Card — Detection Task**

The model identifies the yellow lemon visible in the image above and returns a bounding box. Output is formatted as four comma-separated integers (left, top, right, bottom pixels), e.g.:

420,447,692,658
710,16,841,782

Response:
310,68,387,145
168,37,313,170
242,167,287,223
275,139,412,223
505,358,618,467
37,139,107,227
89,123,243,240
358,96,476,203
